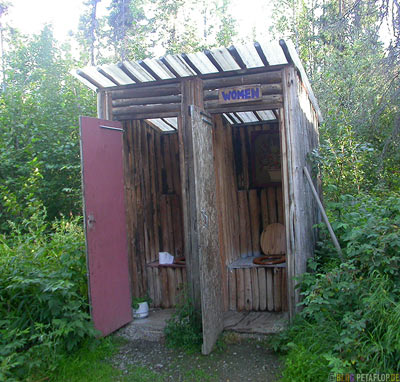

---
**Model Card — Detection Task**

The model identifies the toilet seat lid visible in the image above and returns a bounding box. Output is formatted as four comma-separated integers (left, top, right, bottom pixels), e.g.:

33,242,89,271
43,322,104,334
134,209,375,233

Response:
260,223,286,255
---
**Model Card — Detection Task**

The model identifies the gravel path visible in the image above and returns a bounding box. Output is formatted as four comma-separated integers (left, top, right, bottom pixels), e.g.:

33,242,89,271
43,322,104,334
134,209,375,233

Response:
111,337,283,382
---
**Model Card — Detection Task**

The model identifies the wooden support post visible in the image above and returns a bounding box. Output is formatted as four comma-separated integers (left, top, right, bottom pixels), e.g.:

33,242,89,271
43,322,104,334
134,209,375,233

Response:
97,90,113,120
105,92,113,120
178,78,204,311
281,68,296,321
97,91,106,119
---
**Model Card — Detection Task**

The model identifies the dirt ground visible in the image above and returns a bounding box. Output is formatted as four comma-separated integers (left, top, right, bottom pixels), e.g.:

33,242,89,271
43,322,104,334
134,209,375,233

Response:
111,336,283,382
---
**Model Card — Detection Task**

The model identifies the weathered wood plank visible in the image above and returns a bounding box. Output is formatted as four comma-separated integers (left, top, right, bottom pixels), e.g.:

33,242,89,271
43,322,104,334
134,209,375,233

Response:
282,269,288,312
273,268,282,312
258,268,267,311
133,121,147,296
203,71,282,90
182,266,187,286
164,135,174,194
190,105,224,354
167,267,176,306
268,187,277,224
266,268,274,311
141,124,152,267
282,66,321,319
146,268,155,307
277,185,284,224
244,268,252,311
115,111,180,121
166,196,175,254
249,190,260,256
251,268,259,311
212,115,229,310
239,128,249,190
236,269,245,311
171,195,184,257
153,267,162,307
178,79,202,311
160,267,170,308
113,102,181,116
160,195,169,251
228,269,237,311
238,191,252,257
148,129,159,262
112,94,181,107
112,83,181,100
260,189,269,230
175,268,184,304
170,134,181,195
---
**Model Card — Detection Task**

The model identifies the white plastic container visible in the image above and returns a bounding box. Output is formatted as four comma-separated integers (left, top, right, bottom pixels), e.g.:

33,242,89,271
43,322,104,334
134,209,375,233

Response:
133,301,149,319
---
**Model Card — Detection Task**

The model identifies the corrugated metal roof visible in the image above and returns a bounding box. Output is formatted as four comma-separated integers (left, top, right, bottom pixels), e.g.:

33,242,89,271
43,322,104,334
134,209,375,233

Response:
72,39,321,129
74,40,290,89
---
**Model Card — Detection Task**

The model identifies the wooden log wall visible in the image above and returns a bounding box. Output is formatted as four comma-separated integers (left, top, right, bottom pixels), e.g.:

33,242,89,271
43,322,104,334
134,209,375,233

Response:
111,69,283,121
123,120,185,308
213,115,288,312
227,268,288,312
282,67,321,317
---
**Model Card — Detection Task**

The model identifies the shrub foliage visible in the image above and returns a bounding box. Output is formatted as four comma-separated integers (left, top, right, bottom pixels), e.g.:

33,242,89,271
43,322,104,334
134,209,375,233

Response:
0,208,95,380
164,292,203,353
273,194,400,380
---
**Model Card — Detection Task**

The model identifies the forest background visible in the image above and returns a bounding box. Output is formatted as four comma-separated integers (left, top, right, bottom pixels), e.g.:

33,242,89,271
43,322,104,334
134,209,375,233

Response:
0,0,399,380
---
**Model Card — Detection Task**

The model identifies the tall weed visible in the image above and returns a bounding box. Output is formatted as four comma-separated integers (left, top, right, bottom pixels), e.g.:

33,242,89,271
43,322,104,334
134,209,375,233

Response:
164,291,203,353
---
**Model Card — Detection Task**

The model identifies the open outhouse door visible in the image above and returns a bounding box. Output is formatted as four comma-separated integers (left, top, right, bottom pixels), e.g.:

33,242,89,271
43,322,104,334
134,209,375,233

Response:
80,116,132,336
189,106,224,354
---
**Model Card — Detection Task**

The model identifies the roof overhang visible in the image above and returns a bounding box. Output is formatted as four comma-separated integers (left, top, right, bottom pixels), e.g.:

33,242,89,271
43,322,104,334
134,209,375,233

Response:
72,39,322,130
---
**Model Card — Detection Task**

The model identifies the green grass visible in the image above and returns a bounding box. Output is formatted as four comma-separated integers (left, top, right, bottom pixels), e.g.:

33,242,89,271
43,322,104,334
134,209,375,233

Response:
181,368,218,382
33,337,124,382
28,336,218,382
123,366,163,382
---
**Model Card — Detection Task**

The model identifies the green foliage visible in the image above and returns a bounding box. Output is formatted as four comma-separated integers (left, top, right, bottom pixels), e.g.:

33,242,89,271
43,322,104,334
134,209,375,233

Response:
271,0,400,200
0,204,96,380
132,295,152,309
164,291,203,353
0,26,96,230
107,0,151,61
268,4,400,375
272,195,400,380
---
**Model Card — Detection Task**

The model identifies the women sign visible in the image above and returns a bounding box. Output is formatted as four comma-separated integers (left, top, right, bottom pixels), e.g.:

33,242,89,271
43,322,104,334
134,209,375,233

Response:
218,85,262,104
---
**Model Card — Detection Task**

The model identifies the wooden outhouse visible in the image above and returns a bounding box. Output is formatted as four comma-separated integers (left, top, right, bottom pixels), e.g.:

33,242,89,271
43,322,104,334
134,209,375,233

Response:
74,40,322,354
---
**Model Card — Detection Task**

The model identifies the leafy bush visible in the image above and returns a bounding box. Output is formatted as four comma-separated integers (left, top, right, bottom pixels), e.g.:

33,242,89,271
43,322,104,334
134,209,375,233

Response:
164,292,203,353
273,193,400,380
0,208,96,380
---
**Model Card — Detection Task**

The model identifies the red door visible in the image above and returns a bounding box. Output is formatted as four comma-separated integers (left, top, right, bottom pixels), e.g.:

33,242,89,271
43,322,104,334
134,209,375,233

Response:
80,116,132,336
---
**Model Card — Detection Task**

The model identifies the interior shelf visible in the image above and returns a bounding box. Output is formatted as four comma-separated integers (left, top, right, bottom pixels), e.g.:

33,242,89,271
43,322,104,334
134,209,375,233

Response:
228,256,286,269
146,260,186,268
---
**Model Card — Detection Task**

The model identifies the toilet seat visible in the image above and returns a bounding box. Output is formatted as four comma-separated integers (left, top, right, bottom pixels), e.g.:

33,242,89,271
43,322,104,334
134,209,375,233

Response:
253,223,286,266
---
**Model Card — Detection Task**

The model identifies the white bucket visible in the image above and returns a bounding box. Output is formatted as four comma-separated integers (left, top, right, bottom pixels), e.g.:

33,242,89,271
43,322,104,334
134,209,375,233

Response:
133,301,149,319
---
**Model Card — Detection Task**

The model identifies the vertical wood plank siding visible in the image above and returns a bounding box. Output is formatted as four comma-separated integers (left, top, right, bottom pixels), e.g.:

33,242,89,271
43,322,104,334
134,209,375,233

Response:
123,116,289,312
281,66,320,318
123,120,185,307
213,116,288,312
